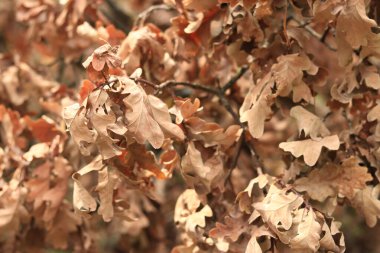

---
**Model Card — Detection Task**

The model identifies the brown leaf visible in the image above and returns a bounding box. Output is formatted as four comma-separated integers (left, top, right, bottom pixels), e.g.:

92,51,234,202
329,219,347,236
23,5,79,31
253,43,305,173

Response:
279,135,340,166
352,185,380,227
121,77,184,148
253,184,303,230
295,157,372,201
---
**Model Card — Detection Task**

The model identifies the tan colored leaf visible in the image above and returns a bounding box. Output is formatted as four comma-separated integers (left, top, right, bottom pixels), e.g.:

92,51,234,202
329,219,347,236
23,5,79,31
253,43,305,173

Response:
174,189,213,233
181,142,225,194
273,54,318,95
336,0,376,50
169,98,202,124
360,65,380,90
290,106,330,140
279,135,340,166
245,236,262,253
72,156,103,215
240,54,319,138
185,117,242,149
352,185,380,227
319,217,346,253
253,184,303,230
290,208,321,252
121,78,184,149
82,43,121,71
63,103,97,156
295,157,372,201
209,215,249,242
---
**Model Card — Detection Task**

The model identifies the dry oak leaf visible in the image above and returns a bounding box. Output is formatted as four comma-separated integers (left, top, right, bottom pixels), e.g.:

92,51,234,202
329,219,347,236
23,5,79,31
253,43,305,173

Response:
279,135,340,166
117,143,167,179
336,0,376,50
117,26,175,81
45,203,82,250
26,157,72,223
73,156,117,221
239,73,273,139
289,208,321,252
253,184,303,230
63,103,97,156
120,77,185,149
319,216,346,253
272,54,318,100
295,157,372,201
174,189,213,234
236,174,271,213
24,115,64,143
185,117,242,149
82,43,121,72
240,54,318,138
359,65,380,90
181,142,225,194
209,215,249,243
351,185,380,227
245,236,262,253
290,106,330,140
367,103,380,139
169,98,202,124
0,176,26,228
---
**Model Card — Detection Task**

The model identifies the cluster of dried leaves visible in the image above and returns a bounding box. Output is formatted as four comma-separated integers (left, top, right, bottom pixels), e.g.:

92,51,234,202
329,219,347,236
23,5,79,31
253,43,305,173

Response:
1,0,380,252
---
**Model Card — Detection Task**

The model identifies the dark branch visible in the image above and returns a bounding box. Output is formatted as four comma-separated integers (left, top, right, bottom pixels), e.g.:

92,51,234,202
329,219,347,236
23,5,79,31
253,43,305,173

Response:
221,67,248,93
102,0,133,32
158,80,220,95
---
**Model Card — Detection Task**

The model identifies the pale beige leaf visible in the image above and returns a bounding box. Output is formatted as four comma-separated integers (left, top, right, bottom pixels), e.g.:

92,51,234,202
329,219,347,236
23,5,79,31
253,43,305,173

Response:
352,185,380,227
72,156,104,214
290,106,330,140
96,167,117,222
279,135,340,166
174,189,213,234
253,185,303,230
246,236,263,253
290,208,321,252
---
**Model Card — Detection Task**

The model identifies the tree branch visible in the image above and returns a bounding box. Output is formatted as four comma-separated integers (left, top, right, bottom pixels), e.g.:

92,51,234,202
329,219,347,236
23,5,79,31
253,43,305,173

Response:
221,67,248,93
288,17,337,51
102,0,133,32
134,4,176,27
158,80,220,95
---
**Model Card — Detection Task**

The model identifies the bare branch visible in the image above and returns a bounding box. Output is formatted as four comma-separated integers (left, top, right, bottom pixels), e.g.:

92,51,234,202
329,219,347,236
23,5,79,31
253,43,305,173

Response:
289,17,337,51
135,4,176,27
158,80,220,95
221,67,248,93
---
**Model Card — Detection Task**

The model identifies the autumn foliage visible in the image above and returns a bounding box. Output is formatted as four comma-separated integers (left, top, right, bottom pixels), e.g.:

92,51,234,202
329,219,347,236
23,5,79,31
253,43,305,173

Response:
1,0,380,252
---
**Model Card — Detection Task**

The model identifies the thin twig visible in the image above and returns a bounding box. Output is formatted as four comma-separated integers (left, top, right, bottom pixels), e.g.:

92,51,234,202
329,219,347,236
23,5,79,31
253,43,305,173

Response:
289,17,337,51
224,133,244,192
103,0,133,32
221,67,248,93
134,78,158,89
158,80,220,95
320,26,331,43
134,4,176,27
244,137,265,174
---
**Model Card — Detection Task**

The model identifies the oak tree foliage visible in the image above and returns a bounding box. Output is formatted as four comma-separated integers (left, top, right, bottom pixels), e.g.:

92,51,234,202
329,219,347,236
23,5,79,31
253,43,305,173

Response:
0,0,380,252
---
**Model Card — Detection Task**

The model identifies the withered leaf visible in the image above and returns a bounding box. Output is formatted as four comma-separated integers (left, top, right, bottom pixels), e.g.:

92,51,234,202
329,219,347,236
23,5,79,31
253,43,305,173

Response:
253,184,303,230
352,185,380,227
295,157,372,201
279,135,340,166
290,106,330,140
121,77,184,149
